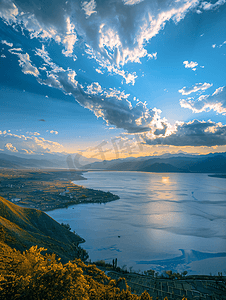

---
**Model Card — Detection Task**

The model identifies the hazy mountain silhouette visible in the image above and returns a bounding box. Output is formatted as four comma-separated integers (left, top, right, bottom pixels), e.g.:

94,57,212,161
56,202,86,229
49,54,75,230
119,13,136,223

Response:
82,152,226,173
0,153,99,169
1,152,226,173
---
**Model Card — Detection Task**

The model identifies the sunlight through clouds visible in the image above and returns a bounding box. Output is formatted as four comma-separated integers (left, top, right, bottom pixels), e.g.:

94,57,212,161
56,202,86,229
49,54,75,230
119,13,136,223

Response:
0,0,226,155
180,86,226,115
0,0,202,83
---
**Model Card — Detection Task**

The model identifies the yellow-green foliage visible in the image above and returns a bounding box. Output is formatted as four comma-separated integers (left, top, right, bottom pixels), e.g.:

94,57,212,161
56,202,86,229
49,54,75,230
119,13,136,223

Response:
0,196,84,263
0,243,189,300
0,244,150,300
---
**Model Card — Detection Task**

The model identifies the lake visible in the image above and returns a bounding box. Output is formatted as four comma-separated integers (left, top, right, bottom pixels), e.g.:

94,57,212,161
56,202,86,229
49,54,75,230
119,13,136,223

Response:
47,171,226,275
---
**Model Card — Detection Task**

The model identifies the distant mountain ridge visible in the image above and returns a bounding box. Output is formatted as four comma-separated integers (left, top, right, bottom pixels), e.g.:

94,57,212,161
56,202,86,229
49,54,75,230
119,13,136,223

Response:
0,152,99,169
0,153,65,169
82,152,226,173
1,152,226,173
0,196,85,262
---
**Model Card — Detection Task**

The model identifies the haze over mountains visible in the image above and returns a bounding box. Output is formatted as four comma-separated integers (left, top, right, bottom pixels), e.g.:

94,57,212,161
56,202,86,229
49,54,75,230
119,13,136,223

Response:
82,152,226,173
0,152,226,173
0,152,98,169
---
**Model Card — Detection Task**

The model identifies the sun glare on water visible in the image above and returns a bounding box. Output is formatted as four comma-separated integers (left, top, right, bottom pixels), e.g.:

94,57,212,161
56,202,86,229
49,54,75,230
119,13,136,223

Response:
162,176,170,184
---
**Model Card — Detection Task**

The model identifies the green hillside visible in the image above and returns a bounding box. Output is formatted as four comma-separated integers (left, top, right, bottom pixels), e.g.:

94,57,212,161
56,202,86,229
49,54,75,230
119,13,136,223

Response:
1,197,223,299
0,196,155,300
0,196,86,263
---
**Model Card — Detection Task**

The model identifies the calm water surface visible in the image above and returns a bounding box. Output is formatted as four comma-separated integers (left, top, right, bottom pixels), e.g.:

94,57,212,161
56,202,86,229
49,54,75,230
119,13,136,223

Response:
47,172,226,275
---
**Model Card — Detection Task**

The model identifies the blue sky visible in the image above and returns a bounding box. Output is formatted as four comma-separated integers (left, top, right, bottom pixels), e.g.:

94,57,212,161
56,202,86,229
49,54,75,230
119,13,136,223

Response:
0,0,226,160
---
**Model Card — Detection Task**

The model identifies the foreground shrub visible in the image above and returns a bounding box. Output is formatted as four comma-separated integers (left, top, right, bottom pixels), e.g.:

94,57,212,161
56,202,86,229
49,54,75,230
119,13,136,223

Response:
0,244,187,300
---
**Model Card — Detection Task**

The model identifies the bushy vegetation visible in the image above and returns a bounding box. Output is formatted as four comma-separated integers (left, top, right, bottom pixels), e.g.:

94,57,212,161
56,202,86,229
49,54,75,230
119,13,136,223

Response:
61,222,72,231
143,269,188,280
0,243,188,300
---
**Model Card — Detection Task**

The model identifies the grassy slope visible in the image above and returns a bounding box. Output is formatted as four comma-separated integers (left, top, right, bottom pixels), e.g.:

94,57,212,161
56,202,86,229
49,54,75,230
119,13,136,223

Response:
0,196,84,263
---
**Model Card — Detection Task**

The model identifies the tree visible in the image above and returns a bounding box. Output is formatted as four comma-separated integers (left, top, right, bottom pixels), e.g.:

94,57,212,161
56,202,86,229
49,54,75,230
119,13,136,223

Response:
60,222,71,231
140,290,152,300
0,243,191,300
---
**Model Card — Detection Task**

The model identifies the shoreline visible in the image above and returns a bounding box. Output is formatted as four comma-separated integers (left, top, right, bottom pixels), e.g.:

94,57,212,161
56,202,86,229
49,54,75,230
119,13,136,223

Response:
208,174,226,179
0,168,120,212
1,168,226,298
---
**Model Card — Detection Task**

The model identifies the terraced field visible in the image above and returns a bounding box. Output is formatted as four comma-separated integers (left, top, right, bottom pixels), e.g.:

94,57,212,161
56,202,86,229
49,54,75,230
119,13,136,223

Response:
108,271,226,300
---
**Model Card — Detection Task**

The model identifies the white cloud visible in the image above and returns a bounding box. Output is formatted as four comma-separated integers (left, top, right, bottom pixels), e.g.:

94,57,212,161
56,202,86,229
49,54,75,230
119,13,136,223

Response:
17,53,39,77
62,17,78,58
38,68,165,133
73,86,164,133
212,86,224,96
9,47,22,52
178,82,213,95
67,70,78,88
200,0,226,11
219,41,226,48
9,48,39,77
0,131,64,154
123,0,145,5
22,149,34,154
104,88,130,101
85,44,138,85
1,54,6,58
0,0,200,83
180,86,226,115
148,52,157,60
35,45,65,73
212,41,226,48
38,72,63,90
0,0,18,23
26,131,40,136
183,60,198,70
2,0,225,145
62,34,77,58
5,143,18,152
95,68,103,74
86,82,102,95
81,0,97,18
1,40,13,47
33,136,62,151
49,130,58,135
1,35,166,135
145,119,226,147
35,45,79,90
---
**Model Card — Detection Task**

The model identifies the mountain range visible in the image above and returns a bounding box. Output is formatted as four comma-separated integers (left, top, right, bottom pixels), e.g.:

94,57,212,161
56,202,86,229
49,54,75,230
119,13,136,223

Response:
82,152,226,173
0,152,98,169
1,152,226,173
